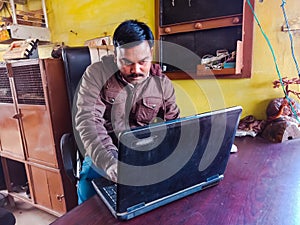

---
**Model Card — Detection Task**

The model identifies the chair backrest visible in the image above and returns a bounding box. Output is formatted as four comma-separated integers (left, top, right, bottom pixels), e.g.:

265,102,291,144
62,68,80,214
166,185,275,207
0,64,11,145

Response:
60,46,114,184
62,46,91,109
60,46,92,184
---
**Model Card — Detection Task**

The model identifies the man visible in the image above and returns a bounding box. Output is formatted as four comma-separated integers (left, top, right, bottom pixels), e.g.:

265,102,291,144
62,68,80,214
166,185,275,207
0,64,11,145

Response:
74,20,180,204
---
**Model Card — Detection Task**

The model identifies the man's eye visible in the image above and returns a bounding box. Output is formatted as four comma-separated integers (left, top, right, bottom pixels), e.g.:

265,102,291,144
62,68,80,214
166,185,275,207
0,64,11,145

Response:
122,60,132,66
139,60,151,65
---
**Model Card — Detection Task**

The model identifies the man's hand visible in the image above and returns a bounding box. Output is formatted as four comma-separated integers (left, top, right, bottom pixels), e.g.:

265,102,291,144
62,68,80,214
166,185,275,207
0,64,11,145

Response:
106,162,118,183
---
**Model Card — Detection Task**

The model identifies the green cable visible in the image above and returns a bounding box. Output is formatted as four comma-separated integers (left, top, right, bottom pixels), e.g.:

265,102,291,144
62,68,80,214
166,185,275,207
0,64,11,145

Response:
280,0,300,77
246,0,300,123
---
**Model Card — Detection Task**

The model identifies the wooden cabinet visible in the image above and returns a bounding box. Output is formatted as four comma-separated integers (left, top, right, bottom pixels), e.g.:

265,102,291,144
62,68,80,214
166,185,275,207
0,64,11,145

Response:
0,58,77,216
156,0,255,79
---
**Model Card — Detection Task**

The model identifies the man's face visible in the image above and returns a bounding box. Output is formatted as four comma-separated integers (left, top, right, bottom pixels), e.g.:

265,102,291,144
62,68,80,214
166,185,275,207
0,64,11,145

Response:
115,40,153,85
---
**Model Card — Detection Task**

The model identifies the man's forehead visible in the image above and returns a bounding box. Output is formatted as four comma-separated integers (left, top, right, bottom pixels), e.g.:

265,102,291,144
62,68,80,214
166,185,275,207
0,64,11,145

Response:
116,41,152,60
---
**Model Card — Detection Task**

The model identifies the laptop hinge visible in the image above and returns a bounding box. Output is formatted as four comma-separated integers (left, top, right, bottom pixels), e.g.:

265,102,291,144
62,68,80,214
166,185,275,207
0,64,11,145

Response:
201,174,223,190
207,174,221,182
127,202,145,212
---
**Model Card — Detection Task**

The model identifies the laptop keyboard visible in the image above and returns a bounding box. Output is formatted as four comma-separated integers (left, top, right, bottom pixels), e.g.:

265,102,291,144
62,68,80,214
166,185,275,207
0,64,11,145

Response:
103,184,117,206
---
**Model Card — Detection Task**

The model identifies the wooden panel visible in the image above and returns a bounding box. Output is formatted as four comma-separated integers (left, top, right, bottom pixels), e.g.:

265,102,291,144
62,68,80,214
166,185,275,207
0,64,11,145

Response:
30,165,66,213
0,104,24,159
40,58,72,167
159,15,242,35
30,165,52,208
47,171,66,213
20,105,57,167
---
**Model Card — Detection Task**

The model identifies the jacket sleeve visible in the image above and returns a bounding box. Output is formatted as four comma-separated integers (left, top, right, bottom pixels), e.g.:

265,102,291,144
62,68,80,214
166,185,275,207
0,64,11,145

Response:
73,61,118,179
161,75,180,121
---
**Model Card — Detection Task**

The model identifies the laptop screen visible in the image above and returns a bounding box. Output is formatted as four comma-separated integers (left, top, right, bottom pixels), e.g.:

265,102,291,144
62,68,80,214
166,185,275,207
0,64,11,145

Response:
116,106,242,213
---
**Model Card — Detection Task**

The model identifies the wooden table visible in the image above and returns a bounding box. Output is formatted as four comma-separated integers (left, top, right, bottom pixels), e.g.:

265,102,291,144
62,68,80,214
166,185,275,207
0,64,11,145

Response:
51,136,300,225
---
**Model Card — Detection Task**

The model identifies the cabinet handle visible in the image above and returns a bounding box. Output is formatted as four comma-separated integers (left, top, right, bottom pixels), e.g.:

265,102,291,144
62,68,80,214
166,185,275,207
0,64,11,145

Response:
164,27,172,33
56,194,65,201
232,17,240,24
12,113,22,119
194,23,202,29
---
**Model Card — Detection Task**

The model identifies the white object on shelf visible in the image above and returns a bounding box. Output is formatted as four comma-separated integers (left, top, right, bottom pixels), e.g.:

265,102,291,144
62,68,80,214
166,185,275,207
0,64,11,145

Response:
6,24,50,42
0,0,51,43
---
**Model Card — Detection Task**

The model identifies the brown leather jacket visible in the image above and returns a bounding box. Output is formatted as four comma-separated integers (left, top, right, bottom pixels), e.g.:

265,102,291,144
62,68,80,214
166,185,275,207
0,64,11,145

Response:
74,55,180,175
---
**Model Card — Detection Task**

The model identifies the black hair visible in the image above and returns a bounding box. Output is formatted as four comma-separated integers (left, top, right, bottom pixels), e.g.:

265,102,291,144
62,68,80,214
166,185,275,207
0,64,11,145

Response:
113,20,154,49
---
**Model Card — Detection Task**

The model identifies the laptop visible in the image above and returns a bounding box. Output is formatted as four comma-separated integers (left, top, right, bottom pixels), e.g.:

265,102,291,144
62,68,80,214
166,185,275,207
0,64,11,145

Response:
92,106,242,220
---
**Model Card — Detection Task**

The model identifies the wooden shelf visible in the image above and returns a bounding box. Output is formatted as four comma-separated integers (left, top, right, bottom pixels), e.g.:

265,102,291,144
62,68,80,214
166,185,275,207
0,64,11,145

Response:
196,64,237,77
197,68,236,76
9,191,31,202
0,151,25,161
159,14,243,35
156,0,255,79
0,0,50,43
8,191,63,217
165,70,246,80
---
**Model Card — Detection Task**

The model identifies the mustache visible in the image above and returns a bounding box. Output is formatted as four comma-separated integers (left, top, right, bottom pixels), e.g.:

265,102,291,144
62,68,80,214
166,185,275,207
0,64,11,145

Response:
128,73,144,78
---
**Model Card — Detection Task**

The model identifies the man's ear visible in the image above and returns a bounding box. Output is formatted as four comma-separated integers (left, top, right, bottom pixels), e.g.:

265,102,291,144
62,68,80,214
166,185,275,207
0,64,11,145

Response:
149,47,154,61
150,47,154,55
113,50,117,63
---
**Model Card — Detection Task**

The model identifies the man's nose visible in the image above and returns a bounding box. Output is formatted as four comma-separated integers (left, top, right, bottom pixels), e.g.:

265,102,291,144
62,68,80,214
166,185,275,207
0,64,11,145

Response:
130,63,142,74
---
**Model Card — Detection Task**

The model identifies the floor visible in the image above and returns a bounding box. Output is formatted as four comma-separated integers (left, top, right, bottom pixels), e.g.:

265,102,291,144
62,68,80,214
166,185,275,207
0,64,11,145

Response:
1,191,58,225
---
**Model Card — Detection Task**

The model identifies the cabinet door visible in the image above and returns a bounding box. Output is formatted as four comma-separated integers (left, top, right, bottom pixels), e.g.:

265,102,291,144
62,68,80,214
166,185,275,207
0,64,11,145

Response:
47,170,67,213
0,65,24,159
20,105,57,167
0,104,24,159
30,165,66,214
11,60,58,167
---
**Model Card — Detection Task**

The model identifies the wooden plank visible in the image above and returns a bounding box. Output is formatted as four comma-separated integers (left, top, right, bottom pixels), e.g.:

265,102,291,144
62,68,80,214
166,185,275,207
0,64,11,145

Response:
159,14,243,35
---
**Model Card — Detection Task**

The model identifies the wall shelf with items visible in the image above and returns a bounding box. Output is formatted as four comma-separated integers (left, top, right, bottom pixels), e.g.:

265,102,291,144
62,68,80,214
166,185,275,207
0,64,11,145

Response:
0,0,50,43
155,0,255,79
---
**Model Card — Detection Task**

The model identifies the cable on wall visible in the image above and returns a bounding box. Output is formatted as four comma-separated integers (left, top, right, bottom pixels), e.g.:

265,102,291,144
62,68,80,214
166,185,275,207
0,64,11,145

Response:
280,0,300,78
246,0,300,123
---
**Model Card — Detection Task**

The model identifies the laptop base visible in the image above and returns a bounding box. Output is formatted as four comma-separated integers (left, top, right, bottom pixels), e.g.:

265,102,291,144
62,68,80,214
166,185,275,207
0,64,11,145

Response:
92,174,223,220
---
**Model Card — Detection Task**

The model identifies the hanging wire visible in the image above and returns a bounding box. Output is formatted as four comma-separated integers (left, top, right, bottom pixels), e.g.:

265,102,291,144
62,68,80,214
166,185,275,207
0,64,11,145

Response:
246,0,300,123
280,0,300,78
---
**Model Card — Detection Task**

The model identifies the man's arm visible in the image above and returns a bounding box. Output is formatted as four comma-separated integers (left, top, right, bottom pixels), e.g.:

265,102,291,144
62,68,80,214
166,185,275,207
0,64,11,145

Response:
73,62,118,182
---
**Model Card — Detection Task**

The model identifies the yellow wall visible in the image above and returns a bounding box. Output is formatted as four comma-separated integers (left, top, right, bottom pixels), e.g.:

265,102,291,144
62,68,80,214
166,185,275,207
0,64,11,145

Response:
46,0,300,119
46,0,155,45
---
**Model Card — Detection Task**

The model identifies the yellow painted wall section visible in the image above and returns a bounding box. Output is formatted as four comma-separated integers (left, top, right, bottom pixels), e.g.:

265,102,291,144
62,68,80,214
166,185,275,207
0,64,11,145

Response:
46,0,300,119
46,0,155,46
